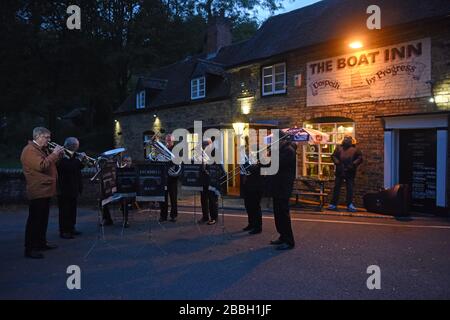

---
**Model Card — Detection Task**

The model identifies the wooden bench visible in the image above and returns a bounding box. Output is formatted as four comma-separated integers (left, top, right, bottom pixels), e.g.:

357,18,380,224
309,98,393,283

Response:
292,191,328,211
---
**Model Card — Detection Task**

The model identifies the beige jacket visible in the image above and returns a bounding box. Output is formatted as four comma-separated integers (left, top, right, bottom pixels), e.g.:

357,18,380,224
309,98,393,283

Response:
20,141,60,200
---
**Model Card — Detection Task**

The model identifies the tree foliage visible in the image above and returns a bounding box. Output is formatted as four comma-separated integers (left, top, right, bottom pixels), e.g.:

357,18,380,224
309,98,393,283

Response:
0,0,283,162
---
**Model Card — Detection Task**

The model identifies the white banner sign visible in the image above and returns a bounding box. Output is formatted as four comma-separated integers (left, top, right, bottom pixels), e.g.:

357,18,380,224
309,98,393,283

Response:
306,38,431,106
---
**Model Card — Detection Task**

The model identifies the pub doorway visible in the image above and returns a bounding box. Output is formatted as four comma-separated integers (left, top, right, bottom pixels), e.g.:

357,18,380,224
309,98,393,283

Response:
399,129,437,213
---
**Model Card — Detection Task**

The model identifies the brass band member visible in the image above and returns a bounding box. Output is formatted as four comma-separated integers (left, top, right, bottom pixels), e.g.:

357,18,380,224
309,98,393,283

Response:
21,127,64,259
242,139,263,235
198,139,218,225
159,134,179,222
57,137,84,239
270,137,296,250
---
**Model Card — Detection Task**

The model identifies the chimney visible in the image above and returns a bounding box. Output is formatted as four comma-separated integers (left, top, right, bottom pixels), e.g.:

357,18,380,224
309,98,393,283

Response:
205,16,232,56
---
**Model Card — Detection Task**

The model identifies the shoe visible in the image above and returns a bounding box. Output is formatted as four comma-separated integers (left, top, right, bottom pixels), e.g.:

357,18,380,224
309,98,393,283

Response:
207,219,216,225
242,225,253,231
347,203,357,212
328,204,337,210
270,239,284,245
72,230,82,236
24,250,44,259
169,217,177,222
159,217,167,222
249,229,262,235
276,243,294,250
60,233,74,239
36,243,58,250
197,218,208,224
102,219,113,226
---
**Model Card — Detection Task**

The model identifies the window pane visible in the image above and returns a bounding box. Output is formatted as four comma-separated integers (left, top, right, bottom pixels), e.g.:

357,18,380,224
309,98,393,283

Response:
320,124,335,134
306,163,319,177
306,145,319,153
263,67,272,77
275,82,285,91
321,164,334,179
321,154,333,164
274,64,285,74
306,153,319,162
320,144,332,153
275,74,284,83
263,84,272,94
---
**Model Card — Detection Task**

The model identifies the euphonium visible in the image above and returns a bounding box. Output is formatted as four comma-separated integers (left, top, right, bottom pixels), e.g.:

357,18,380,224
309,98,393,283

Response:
145,140,182,177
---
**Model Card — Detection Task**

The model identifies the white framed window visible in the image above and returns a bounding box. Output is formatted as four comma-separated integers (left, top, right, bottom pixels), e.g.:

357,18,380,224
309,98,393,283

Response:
302,122,355,179
136,90,145,109
191,77,206,100
262,63,286,96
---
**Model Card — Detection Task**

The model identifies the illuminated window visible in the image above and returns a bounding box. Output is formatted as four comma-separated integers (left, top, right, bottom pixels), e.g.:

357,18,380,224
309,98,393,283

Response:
302,122,355,179
187,133,199,160
262,63,286,96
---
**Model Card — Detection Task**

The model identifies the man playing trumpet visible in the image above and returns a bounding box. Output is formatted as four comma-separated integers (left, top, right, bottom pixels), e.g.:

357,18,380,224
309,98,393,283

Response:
21,127,64,259
56,137,85,239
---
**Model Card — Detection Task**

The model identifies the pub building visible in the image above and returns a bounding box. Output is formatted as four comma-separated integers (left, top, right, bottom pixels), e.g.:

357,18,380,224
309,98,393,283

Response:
114,0,450,215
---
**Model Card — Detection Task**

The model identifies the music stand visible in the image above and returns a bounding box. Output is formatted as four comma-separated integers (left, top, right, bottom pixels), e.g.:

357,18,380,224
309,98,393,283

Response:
180,164,204,233
84,160,120,260
133,162,169,256
207,164,231,238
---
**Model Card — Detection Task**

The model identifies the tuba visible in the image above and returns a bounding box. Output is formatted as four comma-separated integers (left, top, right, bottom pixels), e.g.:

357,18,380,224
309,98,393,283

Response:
146,139,182,177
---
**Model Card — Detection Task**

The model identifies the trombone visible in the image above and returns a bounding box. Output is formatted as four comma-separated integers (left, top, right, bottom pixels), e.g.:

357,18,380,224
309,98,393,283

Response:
220,131,291,183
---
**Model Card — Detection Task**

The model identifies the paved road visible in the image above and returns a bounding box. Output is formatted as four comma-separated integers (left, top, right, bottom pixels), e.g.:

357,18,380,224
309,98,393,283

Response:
1,205,450,300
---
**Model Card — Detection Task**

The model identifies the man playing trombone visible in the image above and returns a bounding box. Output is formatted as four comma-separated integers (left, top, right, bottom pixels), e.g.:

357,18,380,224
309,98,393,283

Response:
241,138,263,234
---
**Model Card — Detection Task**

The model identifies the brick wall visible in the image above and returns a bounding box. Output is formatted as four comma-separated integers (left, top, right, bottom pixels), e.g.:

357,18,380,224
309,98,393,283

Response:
114,19,450,210
227,20,450,207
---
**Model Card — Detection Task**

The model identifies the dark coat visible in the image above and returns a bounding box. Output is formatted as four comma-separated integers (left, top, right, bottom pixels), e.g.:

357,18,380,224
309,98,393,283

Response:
271,141,297,199
332,144,363,178
57,154,84,197
242,163,262,196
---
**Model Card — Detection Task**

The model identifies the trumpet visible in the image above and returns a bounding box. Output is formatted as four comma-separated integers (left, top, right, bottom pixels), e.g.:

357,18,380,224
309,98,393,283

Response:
48,141,97,167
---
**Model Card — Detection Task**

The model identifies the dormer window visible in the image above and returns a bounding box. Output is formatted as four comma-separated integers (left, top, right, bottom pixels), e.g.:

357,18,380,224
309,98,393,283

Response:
191,77,206,100
262,63,286,96
136,90,145,109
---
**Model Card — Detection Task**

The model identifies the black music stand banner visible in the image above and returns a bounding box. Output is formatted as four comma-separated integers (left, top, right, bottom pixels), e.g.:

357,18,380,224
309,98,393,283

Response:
135,162,167,202
100,161,117,206
115,167,137,199
208,164,227,196
180,164,203,191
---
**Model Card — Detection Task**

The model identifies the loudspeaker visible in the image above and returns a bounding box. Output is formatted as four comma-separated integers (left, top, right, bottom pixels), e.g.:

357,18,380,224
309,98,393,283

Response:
363,184,410,216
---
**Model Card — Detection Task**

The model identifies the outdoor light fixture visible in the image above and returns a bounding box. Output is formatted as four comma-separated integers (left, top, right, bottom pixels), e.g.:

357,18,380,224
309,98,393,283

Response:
232,122,245,136
349,41,363,49
153,114,157,118
429,97,435,103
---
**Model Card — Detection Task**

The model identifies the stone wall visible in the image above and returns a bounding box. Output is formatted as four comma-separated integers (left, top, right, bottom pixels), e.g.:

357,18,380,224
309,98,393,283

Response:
0,169,101,205
115,99,233,162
